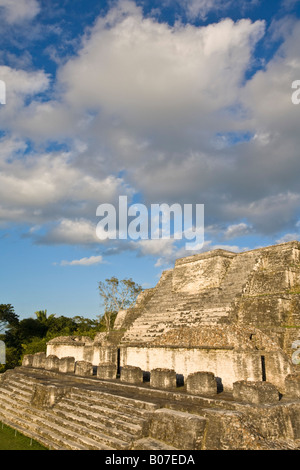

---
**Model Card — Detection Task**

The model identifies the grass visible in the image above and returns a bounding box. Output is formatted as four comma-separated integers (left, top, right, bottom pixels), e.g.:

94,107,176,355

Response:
0,422,48,450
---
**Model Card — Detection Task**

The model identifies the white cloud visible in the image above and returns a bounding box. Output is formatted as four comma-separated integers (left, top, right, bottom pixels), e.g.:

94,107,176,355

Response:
276,233,300,244
0,0,40,24
224,223,252,240
134,238,176,257
37,219,100,245
0,134,129,226
164,0,260,20
0,66,50,127
60,255,104,266
59,12,264,125
2,2,300,252
181,0,232,20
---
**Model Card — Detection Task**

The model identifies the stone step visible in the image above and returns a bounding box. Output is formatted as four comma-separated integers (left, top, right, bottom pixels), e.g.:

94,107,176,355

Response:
133,438,178,450
0,378,132,450
0,404,86,450
54,399,144,440
0,391,116,450
0,388,31,411
70,388,158,412
52,407,138,444
3,382,33,402
4,374,38,392
123,252,259,343
38,409,128,450
0,411,63,450
60,395,148,427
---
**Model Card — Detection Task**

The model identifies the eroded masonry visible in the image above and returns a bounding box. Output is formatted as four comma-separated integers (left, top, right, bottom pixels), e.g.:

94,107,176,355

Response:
1,240,300,450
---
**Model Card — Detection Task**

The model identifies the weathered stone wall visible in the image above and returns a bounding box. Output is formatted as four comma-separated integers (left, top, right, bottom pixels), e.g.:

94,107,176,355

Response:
114,288,155,331
121,241,300,350
172,250,235,294
92,345,118,366
45,241,300,394
149,409,207,450
120,346,264,391
47,336,94,363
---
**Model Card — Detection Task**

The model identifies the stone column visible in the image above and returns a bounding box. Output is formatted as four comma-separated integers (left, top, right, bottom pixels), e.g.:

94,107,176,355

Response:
186,371,217,396
120,365,143,384
59,356,75,374
150,368,177,389
32,352,46,369
97,363,117,380
22,354,34,367
45,355,60,372
75,360,93,377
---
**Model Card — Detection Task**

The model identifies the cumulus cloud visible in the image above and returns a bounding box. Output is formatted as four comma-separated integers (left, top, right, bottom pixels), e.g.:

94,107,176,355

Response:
35,219,100,245
0,0,40,24
276,233,299,244
1,1,300,257
163,0,259,20
59,255,104,266
57,8,264,130
224,223,253,240
0,135,129,227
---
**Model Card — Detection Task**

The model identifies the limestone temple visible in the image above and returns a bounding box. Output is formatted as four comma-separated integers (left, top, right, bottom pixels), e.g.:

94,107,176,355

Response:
0,240,300,450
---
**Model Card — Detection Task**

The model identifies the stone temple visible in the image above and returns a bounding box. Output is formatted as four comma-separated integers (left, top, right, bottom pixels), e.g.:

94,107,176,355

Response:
0,240,300,450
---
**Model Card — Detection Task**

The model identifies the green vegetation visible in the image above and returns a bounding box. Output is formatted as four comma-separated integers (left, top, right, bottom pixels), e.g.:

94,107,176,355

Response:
0,306,102,372
0,277,142,372
98,277,142,332
0,422,48,450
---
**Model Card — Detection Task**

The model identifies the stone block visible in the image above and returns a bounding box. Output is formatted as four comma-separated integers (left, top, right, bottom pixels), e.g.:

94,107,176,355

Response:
233,380,280,404
22,354,34,367
45,355,60,371
150,368,177,389
32,352,46,369
97,362,117,380
186,371,217,396
285,374,300,399
31,383,70,408
150,408,207,450
59,356,75,374
75,360,93,377
120,365,143,384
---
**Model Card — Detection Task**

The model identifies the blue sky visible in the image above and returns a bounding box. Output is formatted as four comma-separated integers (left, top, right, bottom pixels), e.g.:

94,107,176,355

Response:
0,0,300,320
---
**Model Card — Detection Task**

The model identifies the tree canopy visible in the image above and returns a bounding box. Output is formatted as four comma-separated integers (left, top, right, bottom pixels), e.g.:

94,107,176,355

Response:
0,276,142,371
0,305,100,372
98,277,143,331
0,304,19,334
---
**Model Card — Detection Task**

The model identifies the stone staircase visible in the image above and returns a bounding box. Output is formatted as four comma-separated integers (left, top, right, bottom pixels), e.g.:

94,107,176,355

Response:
122,251,259,344
0,370,157,450
1,366,299,450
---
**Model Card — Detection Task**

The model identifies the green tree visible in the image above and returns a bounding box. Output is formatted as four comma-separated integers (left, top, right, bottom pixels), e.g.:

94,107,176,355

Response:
0,304,19,334
18,318,47,339
35,309,56,325
0,305,20,371
98,277,143,332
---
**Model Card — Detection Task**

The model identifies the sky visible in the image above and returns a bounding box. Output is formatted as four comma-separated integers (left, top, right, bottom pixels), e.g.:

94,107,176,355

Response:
0,0,300,320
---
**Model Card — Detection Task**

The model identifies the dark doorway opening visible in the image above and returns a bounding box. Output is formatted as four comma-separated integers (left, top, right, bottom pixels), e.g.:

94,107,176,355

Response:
117,348,121,376
261,355,266,381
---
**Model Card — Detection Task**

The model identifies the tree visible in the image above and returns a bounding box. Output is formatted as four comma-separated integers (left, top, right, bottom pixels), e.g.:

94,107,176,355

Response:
35,309,56,325
0,305,20,371
98,277,143,332
0,304,19,334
